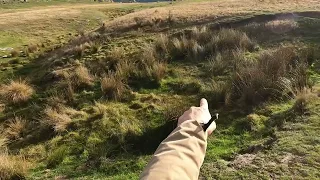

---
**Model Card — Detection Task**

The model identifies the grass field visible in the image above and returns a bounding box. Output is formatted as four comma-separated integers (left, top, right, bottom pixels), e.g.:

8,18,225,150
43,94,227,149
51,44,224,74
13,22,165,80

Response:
0,0,319,179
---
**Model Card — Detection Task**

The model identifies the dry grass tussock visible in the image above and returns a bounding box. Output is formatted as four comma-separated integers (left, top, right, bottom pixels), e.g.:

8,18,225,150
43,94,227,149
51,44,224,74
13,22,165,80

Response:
92,101,107,118
0,136,31,180
265,19,299,34
0,80,34,104
140,45,167,83
44,104,86,132
229,46,309,106
292,90,317,115
206,49,246,76
148,28,255,62
0,134,8,153
243,19,299,38
72,65,94,87
0,153,31,180
87,47,127,77
10,49,20,57
5,117,28,140
54,65,94,95
27,44,38,53
101,73,128,100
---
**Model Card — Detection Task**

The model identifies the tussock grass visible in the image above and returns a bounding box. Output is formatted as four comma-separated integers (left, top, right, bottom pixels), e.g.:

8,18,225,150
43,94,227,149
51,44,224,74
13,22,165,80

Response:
72,65,94,87
106,47,126,69
265,19,299,34
116,60,135,79
90,42,102,54
101,74,128,100
292,91,317,115
10,49,20,57
148,27,255,62
0,153,31,180
27,44,38,53
206,49,246,76
44,104,85,133
0,134,8,153
230,46,309,106
138,44,167,84
212,29,255,52
73,44,85,58
0,135,31,180
0,80,34,104
145,60,167,83
92,101,107,118
44,106,72,133
53,65,94,101
5,117,28,140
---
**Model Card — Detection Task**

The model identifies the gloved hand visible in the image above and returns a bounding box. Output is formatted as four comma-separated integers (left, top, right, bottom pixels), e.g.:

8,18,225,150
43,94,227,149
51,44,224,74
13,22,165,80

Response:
178,98,216,137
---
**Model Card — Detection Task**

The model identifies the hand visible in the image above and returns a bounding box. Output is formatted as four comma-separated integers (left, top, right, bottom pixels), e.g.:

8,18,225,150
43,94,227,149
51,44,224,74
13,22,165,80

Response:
178,98,216,136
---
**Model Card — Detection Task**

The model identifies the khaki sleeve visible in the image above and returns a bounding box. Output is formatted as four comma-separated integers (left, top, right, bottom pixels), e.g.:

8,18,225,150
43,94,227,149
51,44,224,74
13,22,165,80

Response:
140,119,207,180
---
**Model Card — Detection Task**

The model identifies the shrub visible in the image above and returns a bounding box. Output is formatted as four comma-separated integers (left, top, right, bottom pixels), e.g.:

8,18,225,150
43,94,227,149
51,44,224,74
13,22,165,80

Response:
0,80,34,104
10,49,20,57
101,74,128,100
0,153,31,180
5,117,28,140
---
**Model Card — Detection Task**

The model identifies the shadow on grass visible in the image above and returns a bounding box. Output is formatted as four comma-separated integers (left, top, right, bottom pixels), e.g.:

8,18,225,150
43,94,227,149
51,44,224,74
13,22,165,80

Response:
128,119,177,155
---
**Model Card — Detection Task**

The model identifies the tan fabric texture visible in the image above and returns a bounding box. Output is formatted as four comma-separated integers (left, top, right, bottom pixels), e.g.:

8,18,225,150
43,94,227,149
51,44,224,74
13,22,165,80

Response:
140,119,207,180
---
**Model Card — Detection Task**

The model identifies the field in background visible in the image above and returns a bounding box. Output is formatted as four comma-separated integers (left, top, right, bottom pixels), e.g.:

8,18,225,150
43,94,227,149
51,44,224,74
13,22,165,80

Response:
0,0,320,179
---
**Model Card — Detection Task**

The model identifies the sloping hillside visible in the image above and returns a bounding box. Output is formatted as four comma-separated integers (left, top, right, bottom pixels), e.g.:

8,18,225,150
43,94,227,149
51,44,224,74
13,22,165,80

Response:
0,0,319,179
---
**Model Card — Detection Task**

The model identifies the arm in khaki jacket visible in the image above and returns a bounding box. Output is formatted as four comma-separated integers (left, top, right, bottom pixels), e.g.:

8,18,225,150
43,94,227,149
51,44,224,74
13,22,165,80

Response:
140,99,216,180
140,98,215,180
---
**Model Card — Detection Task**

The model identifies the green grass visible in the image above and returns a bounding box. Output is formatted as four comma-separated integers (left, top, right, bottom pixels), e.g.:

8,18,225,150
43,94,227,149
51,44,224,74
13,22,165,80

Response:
0,2,320,180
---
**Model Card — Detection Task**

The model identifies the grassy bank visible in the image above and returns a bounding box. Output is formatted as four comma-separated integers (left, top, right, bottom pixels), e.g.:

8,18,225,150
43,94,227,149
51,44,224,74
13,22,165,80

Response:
0,1,319,179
